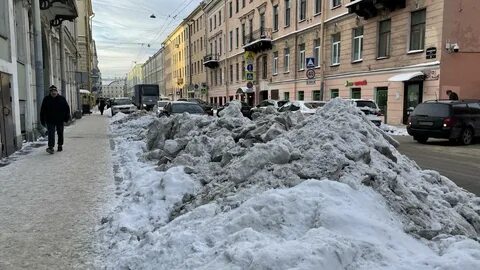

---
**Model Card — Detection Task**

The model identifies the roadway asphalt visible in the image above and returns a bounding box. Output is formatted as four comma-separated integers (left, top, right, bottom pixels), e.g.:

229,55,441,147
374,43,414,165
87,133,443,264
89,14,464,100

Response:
394,136,480,196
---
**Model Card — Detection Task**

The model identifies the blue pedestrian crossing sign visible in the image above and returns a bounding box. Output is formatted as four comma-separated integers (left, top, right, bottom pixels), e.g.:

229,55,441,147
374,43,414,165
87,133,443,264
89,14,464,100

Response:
246,64,254,72
306,57,315,68
246,73,254,81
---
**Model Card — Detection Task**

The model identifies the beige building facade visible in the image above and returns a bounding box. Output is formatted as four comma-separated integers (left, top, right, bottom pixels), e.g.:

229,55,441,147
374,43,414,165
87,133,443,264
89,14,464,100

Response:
126,64,144,97
143,48,165,96
186,4,208,99
163,24,188,100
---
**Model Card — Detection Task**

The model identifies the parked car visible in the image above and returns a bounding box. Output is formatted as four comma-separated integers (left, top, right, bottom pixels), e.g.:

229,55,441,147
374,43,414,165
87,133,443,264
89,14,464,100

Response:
178,98,214,115
407,100,480,145
153,100,169,116
346,99,383,126
278,101,326,115
111,98,137,115
216,101,252,118
251,99,290,113
159,101,205,117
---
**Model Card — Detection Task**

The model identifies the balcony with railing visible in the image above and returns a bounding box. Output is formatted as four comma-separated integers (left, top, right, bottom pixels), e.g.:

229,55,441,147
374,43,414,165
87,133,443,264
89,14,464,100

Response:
346,0,406,20
203,54,220,69
243,28,273,53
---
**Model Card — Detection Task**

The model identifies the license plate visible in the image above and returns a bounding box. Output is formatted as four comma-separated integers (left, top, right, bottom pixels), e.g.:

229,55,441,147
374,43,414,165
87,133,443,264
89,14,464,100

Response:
419,121,433,126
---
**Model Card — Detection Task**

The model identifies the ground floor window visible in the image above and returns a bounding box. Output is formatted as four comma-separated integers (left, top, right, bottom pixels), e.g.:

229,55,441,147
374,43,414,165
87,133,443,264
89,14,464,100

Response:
298,91,305,101
330,89,339,99
271,89,279,100
229,96,234,101
284,92,290,100
351,88,361,99
312,90,321,101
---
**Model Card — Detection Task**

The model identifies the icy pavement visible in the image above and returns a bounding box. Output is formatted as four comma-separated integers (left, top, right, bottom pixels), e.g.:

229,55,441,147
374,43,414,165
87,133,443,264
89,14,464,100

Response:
0,115,114,269
99,100,480,270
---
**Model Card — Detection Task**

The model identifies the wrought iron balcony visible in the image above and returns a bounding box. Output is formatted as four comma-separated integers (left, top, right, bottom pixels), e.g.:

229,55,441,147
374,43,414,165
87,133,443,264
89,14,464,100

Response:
40,0,78,27
243,28,273,53
203,54,220,69
346,0,406,20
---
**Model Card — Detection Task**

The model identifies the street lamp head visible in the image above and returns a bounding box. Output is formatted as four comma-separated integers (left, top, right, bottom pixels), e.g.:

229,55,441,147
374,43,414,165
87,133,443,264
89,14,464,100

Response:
150,14,156,19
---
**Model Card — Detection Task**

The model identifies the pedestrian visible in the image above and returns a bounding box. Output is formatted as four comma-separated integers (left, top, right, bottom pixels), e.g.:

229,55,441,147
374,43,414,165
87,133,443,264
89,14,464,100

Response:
40,85,71,154
446,90,459,100
99,99,106,115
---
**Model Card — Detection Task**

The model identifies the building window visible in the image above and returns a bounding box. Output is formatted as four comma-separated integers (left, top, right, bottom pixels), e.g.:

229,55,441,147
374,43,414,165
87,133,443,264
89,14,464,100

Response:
299,0,307,21
214,15,216,29
271,90,279,100
273,5,279,31
315,0,322,14
229,31,233,51
298,43,305,70
242,0,245,8
351,88,361,99
352,27,363,62
378,19,391,58
242,61,246,80
284,47,290,72
285,0,291,27
262,56,268,79
298,91,305,101
331,0,341,8
331,33,341,65
219,11,222,26
241,23,246,45
313,90,321,100
236,0,239,13
249,19,253,38
314,38,321,67
209,18,212,31
284,92,290,100
410,9,426,51
273,51,278,75
229,2,233,18
236,63,239,81
230,64,234,82
219,37,222,55
260,13,265,32
331,89,339,98
236,28,239,48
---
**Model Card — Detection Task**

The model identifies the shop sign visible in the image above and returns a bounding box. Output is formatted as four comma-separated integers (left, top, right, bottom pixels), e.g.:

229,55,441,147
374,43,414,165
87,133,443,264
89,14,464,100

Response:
345,80,367,87
426,47,437,59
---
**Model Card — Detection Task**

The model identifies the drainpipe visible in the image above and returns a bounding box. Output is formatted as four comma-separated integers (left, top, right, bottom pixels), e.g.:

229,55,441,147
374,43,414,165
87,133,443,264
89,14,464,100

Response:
59,24,67,101
319,0,327,100
293,0,298,101
32,0,45,128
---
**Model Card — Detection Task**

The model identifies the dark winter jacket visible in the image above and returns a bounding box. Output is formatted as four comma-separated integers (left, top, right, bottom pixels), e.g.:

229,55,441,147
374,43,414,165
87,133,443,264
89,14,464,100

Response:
40,95,71,125
449,92,459,100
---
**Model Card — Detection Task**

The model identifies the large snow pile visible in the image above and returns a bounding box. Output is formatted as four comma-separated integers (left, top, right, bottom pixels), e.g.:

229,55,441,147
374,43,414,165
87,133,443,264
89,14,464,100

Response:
99,100,480,269
381,124,409,136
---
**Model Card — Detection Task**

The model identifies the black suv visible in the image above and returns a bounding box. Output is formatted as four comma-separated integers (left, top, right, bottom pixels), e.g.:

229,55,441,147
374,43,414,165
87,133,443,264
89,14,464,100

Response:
407,100,480,145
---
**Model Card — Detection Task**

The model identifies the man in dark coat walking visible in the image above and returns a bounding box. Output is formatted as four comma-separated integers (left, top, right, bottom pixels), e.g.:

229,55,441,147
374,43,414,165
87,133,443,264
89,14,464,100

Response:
99,98,106,115
40,85,71,154
446,90,459,100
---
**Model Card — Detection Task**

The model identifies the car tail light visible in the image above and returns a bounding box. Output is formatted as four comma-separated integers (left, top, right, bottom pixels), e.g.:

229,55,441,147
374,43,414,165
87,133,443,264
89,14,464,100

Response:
443,117,457,128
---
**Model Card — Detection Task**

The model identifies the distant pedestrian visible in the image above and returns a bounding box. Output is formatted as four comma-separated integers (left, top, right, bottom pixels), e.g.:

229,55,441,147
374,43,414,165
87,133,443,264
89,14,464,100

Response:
99,99,106,115
40,85,71,154
446,90,459,100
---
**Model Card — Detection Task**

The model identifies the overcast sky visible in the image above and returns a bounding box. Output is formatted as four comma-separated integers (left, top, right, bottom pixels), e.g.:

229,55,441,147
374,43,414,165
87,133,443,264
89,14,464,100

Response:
92,0,202,80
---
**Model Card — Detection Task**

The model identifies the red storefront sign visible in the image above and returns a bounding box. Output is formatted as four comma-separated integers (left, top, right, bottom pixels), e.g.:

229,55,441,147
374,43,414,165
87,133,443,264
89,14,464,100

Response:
345,80,368,87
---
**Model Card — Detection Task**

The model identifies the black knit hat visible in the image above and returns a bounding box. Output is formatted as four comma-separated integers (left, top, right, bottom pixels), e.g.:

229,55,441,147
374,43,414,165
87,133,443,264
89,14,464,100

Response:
49,85,58,91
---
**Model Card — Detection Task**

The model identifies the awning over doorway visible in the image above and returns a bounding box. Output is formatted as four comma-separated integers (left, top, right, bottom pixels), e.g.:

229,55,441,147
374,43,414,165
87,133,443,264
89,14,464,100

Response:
388,71,424,82
236,87,255,94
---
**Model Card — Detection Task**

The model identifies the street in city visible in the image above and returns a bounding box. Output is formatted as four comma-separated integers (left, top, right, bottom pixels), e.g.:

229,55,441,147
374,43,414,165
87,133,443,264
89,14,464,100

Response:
394,136,480,195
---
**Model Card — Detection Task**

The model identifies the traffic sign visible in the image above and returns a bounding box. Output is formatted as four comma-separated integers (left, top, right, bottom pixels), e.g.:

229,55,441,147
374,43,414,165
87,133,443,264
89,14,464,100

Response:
246,64,254,72
306,57,315,68
306,79,316,85
306,69,316,79
246,81,253,88
244,51,255,61
246,73,254,81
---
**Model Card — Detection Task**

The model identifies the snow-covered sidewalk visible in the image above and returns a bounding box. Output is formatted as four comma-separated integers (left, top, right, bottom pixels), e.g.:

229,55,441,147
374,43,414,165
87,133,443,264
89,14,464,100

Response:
0,115,114,269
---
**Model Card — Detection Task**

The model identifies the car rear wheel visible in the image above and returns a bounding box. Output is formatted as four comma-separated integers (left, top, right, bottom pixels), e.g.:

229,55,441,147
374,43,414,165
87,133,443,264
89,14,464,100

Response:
460,127,474,145
414,136,428,144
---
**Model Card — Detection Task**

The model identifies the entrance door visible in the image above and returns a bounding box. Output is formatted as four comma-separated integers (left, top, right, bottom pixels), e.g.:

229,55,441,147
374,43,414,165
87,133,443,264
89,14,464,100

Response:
0,73,16,157
376,87,388,123
260,90,268,101
403,82,423,124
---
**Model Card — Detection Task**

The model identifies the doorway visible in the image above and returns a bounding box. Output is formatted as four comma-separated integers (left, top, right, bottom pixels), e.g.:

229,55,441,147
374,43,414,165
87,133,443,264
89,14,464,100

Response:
0,73,16,157
375,87,388,123
403,81,423,124
260,90,268,101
